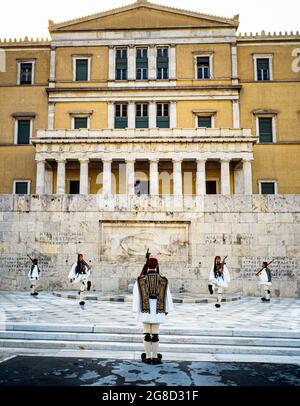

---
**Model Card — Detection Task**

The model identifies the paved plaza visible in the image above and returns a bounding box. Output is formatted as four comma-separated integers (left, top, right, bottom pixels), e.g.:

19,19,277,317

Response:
0,292,299,332
0,292,300,386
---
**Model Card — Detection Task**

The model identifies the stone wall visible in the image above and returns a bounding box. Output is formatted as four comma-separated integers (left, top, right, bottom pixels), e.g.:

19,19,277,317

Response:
0,194,299,297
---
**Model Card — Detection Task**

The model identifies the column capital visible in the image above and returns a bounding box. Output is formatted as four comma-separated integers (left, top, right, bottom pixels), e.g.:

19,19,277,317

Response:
108,45,115,50
79,158,89,164
102,158,113,164
196,158,207,164
220,158,231,163
149,158,159,163
173,157,183,164
35,158,46,163
57,159,66,164
126,158,136,164
242,157,254,163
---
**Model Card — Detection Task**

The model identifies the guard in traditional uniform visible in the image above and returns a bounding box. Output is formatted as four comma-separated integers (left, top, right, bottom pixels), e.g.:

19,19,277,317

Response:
208,256,230,308
133,255,173,365
68,254,92,306
257,261,272,302
28,258,41,296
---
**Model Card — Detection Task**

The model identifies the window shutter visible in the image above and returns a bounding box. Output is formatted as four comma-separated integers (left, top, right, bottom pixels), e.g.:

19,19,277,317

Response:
76,59,88,81
261,183,275,195
15,182,28,194
198,116,212,128
74,117,88,129
17,120,30,144
259,118,273,142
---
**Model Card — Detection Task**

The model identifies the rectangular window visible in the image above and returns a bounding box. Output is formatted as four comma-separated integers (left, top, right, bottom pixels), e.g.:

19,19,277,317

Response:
19,62,33,85
69,180,80,194
136,103,148,128
136,48,148,80
197,116,212,128
157,47,169,80
258,117,273,143
156,103,169,128
115,104,128,128
75,59,89,81
256,58,270,81
260,182,276,195
206,181,217,195
116,48,128,80
17,120,31,144
74,117,88,129
197,57,210,79
14,181,30,195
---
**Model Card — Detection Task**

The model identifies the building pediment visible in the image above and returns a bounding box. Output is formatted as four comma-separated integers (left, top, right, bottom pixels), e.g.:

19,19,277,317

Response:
49,1,239,32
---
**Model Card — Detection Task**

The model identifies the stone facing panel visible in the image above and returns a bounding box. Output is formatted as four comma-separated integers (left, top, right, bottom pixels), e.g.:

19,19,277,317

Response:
0,195,299,296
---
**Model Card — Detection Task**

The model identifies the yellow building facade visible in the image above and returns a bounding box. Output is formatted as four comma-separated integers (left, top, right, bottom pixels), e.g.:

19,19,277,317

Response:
1,0,300,196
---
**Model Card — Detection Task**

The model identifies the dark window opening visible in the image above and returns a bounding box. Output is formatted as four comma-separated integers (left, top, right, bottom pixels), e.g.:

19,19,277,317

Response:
206,181,217,195
69,180,80,194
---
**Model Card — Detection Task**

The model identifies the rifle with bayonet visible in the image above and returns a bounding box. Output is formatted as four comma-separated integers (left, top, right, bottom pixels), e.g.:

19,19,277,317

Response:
255,259,275,276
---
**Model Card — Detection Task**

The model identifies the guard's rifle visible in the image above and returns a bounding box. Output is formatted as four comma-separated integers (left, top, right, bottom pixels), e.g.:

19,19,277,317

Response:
27,254,34,263
218,255,227,276
140,249,150,276
82,259,92,271
255,259,275,276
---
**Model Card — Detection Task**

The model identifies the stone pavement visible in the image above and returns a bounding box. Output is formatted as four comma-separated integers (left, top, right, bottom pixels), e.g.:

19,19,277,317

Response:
0,356,300,386
0,292,299,331
0,292,300,366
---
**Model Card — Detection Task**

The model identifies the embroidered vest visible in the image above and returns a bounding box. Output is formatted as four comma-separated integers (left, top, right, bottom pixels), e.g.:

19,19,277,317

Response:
137,273,168,314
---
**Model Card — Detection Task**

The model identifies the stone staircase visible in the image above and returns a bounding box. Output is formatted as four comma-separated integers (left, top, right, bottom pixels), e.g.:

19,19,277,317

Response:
1,323,300,358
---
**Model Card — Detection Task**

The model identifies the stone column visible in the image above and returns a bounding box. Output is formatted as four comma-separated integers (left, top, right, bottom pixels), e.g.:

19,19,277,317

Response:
231,45,238,84
128,46,135,81
169,45,176,79
102,159,112,195
243,158,253,195
128,102,135,129
170,101,177,128
56,159,66,195
108,102,115,129
196,159,206,195
49,46,56,88
220,159,231,195
36,159,46,194
79,159,89,195
149,101,156,128
126,159,135,195
149,158,159,196
48,102,55,130
173,158,183,196
232,100,240,129
148,45,156,80
108,46,115,81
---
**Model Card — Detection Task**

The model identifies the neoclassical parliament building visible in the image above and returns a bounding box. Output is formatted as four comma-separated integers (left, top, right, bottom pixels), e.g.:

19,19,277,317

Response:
0,0,299,197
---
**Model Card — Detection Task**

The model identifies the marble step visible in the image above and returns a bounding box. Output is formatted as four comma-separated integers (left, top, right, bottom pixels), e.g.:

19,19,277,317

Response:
52,291,242,304
1,330,300,348
2,323,300,339
1,338,300,356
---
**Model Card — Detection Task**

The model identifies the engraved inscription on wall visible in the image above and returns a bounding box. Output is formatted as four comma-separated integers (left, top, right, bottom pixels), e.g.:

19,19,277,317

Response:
204,234,253,245
240,257,297,280
38,232,84,244
0,254,55,275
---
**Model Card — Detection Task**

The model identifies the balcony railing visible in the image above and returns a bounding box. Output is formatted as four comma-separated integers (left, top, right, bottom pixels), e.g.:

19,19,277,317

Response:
35,128,254,141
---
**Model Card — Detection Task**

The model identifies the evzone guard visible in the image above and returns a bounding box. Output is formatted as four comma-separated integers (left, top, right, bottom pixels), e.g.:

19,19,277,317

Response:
256,260,273,302
133,251,173,365
27,255,41,296
68,254,92,306
208,255,230,308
